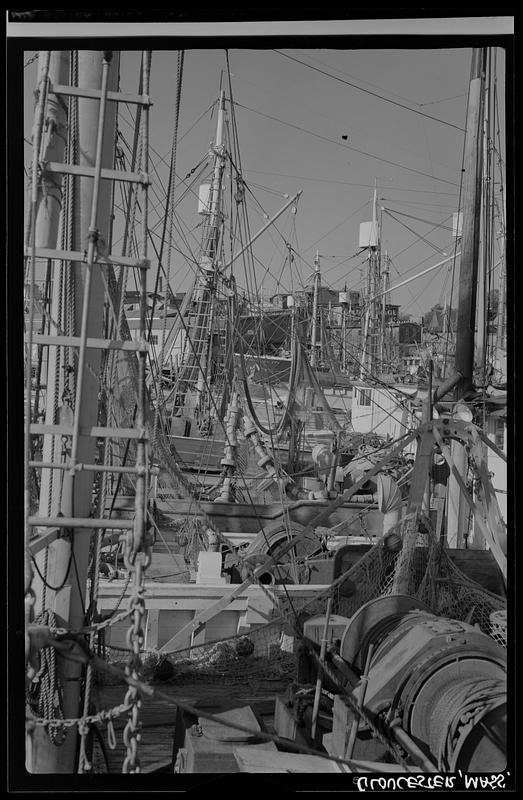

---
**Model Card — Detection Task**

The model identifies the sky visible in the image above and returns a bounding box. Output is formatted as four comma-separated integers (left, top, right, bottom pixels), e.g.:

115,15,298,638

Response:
22,33,507,322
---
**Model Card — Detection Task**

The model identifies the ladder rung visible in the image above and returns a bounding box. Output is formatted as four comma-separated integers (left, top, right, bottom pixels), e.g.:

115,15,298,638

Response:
28,516,135,530
50,84,152,107
30,424,148,440
29,460,148,475
25,246,149,270
27,334,148,352
28,527,61,555
45,162,149,185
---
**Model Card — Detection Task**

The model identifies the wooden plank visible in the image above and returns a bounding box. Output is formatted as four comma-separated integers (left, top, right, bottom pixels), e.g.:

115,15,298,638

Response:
30,423,147,440
28,527,61,555
24,245,149,269
477,428,507,462
183,729,241,773
234,747,344,773
27,333,148,352
145,609,160,650
45,161,148,184
140,759,173,773
28,515,134,530
50,84,152,106
200,706,261,742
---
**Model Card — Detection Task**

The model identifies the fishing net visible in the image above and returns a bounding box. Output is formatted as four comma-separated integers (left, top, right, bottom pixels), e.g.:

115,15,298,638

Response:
96,618,294,687
96,509,505,692
275,510,507,648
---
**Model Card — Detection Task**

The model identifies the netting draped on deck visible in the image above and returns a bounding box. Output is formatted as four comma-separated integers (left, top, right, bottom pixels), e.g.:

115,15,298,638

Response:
276,511,507,648
97,510,506,690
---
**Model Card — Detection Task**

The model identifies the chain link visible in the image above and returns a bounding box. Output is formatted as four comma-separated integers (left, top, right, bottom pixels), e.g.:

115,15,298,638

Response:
121,558,146,772
27,700,134,729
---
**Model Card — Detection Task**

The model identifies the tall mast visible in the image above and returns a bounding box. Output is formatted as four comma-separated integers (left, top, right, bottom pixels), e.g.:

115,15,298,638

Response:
28,50,124,773
370,182,381,375
310,250,321,367
495,213,506,377
454,47,487,399
194,91,226,400
340,286,348,370
359,182,380,378
446,48,487,549
380,252,390,369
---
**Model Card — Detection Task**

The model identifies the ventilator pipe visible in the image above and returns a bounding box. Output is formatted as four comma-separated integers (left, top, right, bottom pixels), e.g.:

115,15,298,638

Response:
376,473,403,545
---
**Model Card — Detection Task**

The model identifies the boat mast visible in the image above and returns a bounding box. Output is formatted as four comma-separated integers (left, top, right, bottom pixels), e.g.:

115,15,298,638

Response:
454,48,487,399
194,91,227,404
380,252,390,370
360,182,381,378
446,47,487,549
340,286,348,371
494,224,506,378
310,251,321,367
27,50,125,773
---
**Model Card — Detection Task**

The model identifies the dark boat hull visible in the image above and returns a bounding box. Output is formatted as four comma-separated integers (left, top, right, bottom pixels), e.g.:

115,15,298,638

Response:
107,494,382,535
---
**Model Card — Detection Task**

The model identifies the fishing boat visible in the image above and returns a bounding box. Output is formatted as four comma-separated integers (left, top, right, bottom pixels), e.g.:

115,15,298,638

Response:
22,45,508,777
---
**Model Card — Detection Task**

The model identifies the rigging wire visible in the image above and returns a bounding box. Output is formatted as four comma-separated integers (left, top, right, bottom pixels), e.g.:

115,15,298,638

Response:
152,50,185,445
273,49,466,132
382,206,457,233
382,208,452,255
245,170,460,195
233,101,459,187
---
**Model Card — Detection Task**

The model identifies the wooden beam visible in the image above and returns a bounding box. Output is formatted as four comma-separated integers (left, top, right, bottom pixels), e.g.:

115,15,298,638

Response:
27,527,61,555
30,424,147,440
27,333,148,352
28,515,134,530
50,84,152,106
24,245,149,269
477,428,508,463
45,161,148,184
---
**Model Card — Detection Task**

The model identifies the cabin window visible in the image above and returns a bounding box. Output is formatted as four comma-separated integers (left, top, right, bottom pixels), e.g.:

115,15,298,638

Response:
359,389,371,406
150,335,158,345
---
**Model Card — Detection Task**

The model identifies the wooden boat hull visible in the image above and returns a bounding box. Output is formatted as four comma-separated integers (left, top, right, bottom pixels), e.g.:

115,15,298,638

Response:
98,547,505,653
108,494,383,535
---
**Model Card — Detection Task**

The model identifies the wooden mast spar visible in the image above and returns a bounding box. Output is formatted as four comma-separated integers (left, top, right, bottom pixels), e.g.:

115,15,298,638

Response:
26,49,152,774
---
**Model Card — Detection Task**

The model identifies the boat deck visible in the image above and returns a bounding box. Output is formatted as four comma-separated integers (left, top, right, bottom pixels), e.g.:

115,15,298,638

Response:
94,681,285,773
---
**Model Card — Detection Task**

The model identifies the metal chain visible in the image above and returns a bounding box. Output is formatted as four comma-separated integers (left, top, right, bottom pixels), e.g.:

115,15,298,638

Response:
79,397,119,772
121,558,146,773
51,607,132,638
28,700,134,730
